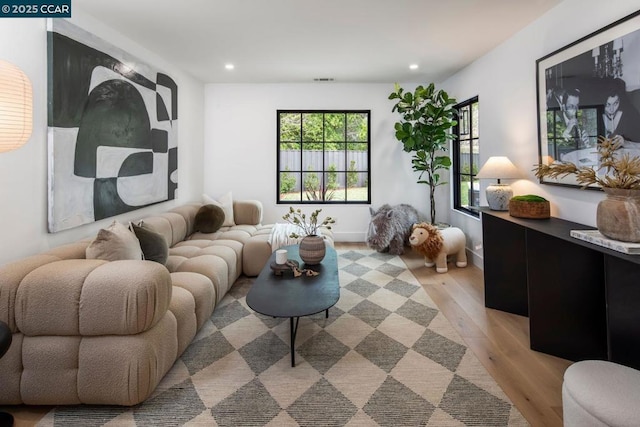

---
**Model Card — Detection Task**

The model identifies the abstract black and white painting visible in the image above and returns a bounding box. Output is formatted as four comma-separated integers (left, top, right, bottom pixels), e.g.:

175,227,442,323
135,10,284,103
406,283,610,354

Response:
47,19,178,232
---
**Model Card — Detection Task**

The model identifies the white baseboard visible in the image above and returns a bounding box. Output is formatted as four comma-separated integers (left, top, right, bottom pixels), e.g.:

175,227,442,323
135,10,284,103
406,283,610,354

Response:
332,233,485,270
468,248,483,270
332,231,367,242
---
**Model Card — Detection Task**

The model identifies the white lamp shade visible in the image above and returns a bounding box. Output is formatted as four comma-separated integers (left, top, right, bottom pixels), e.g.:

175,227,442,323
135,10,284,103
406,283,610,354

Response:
476,156,521,180
476,156,520,210
0,60,33,153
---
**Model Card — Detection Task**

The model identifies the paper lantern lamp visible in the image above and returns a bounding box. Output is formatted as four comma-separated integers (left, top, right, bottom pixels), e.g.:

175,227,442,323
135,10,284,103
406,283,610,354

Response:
0,60,32,153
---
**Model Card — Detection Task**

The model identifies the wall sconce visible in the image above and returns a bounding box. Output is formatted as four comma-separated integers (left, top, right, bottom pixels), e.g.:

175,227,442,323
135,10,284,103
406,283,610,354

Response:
476,156,521,211
0,60,33,153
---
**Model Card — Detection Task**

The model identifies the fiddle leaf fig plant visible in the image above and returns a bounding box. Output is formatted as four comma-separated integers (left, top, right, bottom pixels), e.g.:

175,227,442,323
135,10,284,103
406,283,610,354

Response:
389,82,458,224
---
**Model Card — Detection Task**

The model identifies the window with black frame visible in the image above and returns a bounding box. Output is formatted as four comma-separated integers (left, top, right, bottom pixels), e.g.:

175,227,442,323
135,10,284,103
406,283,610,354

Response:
277,110,371,204
453,97,480,216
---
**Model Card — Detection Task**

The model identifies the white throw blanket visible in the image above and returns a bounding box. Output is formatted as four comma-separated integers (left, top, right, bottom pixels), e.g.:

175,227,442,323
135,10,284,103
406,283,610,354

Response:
268,223,322,252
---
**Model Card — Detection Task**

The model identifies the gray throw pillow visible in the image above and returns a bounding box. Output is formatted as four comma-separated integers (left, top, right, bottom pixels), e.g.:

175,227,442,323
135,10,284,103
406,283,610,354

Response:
194,204,225,233
130,222,169,265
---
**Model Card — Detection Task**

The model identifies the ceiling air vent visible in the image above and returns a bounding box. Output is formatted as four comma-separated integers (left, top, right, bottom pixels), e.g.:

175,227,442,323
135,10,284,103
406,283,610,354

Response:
313,78,334,82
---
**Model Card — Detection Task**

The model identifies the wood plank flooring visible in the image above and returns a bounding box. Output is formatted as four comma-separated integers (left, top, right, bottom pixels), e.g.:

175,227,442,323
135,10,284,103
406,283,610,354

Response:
341,242,571,427
3,242,571,427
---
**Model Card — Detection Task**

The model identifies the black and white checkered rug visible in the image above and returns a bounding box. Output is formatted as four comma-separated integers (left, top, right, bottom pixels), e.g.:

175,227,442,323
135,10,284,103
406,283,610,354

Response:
40,249,527,426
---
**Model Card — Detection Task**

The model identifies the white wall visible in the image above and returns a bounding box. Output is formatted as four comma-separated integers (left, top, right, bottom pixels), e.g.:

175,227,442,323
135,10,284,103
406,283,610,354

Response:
0,12,205,266
5,1,635,267
441,0,640,267
204,83,444,241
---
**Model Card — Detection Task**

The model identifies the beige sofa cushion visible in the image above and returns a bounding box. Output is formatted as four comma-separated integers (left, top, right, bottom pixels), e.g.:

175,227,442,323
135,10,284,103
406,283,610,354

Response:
15,260,172,336
0,254,62,331
243,227,274,276
139,212,189,248
0,332,22,404
170,272,216,330
44,241,90,259
14,313,179,406
168,286,197,356
169,204,200,234
233,200,263,225
76,314,178,405
20,335,82,405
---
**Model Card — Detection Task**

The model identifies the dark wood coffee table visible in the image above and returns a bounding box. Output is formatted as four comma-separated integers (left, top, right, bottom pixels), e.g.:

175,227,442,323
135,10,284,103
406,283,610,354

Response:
246,244,340,367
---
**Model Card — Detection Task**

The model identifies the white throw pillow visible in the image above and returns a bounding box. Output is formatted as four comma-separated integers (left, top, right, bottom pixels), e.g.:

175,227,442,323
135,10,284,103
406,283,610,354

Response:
202,191,235,226
86,221,144,261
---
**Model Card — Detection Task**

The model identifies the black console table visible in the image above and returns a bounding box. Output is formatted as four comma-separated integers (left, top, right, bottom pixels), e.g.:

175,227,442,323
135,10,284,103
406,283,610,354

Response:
481,210,640,369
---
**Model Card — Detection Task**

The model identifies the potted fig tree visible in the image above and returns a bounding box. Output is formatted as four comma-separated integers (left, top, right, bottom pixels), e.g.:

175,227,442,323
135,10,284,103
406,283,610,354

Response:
389,83,458,225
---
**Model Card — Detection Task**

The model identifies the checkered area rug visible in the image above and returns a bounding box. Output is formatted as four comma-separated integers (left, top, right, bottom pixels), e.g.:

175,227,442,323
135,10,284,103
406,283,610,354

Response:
39,249,528,426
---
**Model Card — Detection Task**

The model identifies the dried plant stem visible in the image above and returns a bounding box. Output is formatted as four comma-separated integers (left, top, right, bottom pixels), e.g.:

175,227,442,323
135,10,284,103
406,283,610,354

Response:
282,207,335,238
533,136,640,190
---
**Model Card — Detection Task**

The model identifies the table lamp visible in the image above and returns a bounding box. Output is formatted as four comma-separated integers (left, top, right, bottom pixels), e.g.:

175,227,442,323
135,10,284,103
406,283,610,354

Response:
476,156,521,211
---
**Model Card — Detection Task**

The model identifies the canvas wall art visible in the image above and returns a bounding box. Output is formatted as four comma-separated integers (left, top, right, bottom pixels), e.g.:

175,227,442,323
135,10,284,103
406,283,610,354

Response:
47,19,178,232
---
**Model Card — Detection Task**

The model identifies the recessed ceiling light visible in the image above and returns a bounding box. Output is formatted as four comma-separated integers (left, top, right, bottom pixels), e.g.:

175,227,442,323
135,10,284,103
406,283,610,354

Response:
409,64,419,70
225,64,234,70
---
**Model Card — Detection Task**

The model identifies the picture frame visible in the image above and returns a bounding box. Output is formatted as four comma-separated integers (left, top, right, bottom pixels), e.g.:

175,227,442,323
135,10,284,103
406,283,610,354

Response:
536,9,640,189
47,19,179,232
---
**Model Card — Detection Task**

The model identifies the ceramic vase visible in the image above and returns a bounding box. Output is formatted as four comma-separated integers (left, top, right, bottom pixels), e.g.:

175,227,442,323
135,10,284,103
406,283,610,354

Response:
299,235,326,265
596,188,640,243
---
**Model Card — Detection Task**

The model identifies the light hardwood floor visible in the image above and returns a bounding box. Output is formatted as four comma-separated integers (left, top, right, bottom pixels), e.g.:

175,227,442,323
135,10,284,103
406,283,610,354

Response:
341,242,572,427
4,242,571,426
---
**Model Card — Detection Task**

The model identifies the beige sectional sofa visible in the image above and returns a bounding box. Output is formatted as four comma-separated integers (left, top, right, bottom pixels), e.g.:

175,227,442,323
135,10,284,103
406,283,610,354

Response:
0,199,316,406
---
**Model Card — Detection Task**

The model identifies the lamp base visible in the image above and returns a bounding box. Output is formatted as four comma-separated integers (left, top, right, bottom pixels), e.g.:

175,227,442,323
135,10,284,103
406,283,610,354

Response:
486,184,512,211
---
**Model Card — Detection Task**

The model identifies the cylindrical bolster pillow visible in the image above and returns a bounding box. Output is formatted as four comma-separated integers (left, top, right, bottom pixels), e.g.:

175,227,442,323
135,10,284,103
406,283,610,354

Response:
16,259,172,336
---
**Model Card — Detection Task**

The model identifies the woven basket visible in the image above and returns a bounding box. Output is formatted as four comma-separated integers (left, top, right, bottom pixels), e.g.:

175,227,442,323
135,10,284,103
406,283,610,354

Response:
509,200,550,219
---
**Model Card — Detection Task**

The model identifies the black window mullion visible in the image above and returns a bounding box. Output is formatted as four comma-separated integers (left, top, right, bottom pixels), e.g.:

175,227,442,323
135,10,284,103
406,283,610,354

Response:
277,109,370,205
453,97,479,216
298,113,303,202
322,112,326,201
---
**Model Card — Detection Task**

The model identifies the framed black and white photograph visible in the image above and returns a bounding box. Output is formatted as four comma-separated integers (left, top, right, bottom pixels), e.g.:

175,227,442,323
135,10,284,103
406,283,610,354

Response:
536,9,640,188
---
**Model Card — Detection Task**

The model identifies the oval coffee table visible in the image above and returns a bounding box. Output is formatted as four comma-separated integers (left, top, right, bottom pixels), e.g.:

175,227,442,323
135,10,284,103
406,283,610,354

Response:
246,244,340,367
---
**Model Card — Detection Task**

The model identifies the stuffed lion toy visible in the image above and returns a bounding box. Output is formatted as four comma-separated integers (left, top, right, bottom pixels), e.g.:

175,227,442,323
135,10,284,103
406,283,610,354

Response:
409,222,467,273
